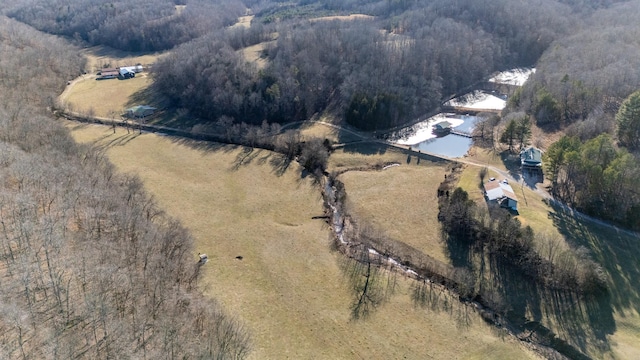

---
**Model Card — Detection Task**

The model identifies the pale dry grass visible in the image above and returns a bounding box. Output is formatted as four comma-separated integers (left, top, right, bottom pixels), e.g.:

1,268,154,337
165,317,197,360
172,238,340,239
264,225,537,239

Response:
230,15,254,29
466,146,509,172
175,5,186,15
285,120,362,143
82,45,164,74
240,41,273,70
63,75,151,118
310,14,375,22
67,122,539,360
338,161,450,264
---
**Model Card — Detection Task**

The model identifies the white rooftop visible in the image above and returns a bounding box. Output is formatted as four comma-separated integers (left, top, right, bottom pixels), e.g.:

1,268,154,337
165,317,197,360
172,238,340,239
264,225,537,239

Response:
485,179,517,201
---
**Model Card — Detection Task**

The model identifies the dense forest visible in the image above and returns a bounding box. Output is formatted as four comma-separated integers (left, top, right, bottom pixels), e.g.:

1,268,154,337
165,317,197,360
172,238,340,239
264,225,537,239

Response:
5,0,246,52
0,15,249,359
152,0,575,129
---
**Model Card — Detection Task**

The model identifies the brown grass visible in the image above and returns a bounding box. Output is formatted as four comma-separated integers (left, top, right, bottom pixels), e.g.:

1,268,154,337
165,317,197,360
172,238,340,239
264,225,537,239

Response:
63,75,152,118
336,158,451,264
81,45,165,74
230,15,255,29
240,41,273,71
67,122,540,359
175,5,186,15
310,14,375,22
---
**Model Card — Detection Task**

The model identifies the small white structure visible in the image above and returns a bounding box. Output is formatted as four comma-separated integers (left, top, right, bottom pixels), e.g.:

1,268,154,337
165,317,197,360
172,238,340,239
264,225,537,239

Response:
119,65,144,73
119,68,135,79
484,179,518,211
198,253,208,264
126,105,156,119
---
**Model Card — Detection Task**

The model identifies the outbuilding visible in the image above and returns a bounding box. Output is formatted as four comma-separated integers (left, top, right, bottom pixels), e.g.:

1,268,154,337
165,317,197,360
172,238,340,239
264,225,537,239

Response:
126,105,156,119
119,68,135,79
98,68,119,79
433,121,452,136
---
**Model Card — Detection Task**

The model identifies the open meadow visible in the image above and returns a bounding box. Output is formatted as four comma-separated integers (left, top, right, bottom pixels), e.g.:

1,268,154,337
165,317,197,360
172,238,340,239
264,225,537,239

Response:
67,122,539,359
81,45,165,74
61,74,152,118
330,144,452,264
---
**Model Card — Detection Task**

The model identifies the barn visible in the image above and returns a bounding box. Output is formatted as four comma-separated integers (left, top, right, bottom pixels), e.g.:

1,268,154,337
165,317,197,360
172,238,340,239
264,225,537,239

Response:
98,68,118,79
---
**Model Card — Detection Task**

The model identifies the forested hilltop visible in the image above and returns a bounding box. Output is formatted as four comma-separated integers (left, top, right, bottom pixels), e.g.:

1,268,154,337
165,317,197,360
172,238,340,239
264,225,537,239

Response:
4,0,246,52
0,15,249,359
151,0,576,129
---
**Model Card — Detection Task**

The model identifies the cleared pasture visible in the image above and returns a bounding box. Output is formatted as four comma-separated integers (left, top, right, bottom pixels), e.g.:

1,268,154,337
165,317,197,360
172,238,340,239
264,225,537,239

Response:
335,150,451,264
310,14,375,22
67,122,539,359
240,41,274,70
62,75,151,118
81,45,164,74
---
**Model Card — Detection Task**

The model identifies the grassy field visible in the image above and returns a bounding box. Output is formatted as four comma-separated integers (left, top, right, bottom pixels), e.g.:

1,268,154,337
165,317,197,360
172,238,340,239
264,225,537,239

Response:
240,41,274,71
231,15,255,29
67,122,539,359
310,14,375,22
81,45,164,74
62,74,152,118
333,146,451,264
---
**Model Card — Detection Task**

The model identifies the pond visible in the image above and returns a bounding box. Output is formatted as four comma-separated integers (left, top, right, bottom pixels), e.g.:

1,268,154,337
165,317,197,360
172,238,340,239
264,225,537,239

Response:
388,113,478,158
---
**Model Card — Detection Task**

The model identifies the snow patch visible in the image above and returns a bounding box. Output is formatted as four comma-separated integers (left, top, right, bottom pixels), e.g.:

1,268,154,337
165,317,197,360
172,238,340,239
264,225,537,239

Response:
445,91,506,111
488,68,536,86
395,113,465,145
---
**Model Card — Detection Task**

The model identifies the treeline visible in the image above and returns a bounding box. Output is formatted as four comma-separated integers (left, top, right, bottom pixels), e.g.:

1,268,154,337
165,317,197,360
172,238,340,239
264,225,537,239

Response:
544,134,640,229
0,16,249,358
438,188,607,294
495,1,640,230
6,0,245,52
152,0,575,130
507,0,640,132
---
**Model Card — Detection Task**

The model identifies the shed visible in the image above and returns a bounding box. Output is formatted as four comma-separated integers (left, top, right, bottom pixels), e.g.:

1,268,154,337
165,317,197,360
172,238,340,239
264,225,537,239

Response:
126,105,156,119
433,121,452,135
98,68,119,79
119,65,144,73
119,68,135,79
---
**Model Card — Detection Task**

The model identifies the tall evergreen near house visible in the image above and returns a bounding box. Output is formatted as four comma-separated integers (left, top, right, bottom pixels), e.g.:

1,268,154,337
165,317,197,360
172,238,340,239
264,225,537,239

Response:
616,90,640,151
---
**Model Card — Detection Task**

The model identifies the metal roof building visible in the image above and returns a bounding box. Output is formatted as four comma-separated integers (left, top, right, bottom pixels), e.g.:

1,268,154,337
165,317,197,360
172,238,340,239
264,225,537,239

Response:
484,179,518,211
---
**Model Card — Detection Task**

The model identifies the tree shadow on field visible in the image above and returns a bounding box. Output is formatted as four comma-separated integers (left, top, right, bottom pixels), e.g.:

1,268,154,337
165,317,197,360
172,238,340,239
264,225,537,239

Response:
268,153,292,177
499,150,521,182
340,141,388,156
93,131,141,150
230,147,261,171
338,246,397,321
168,136,233,154
440,209,616,358
548,202,639,348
